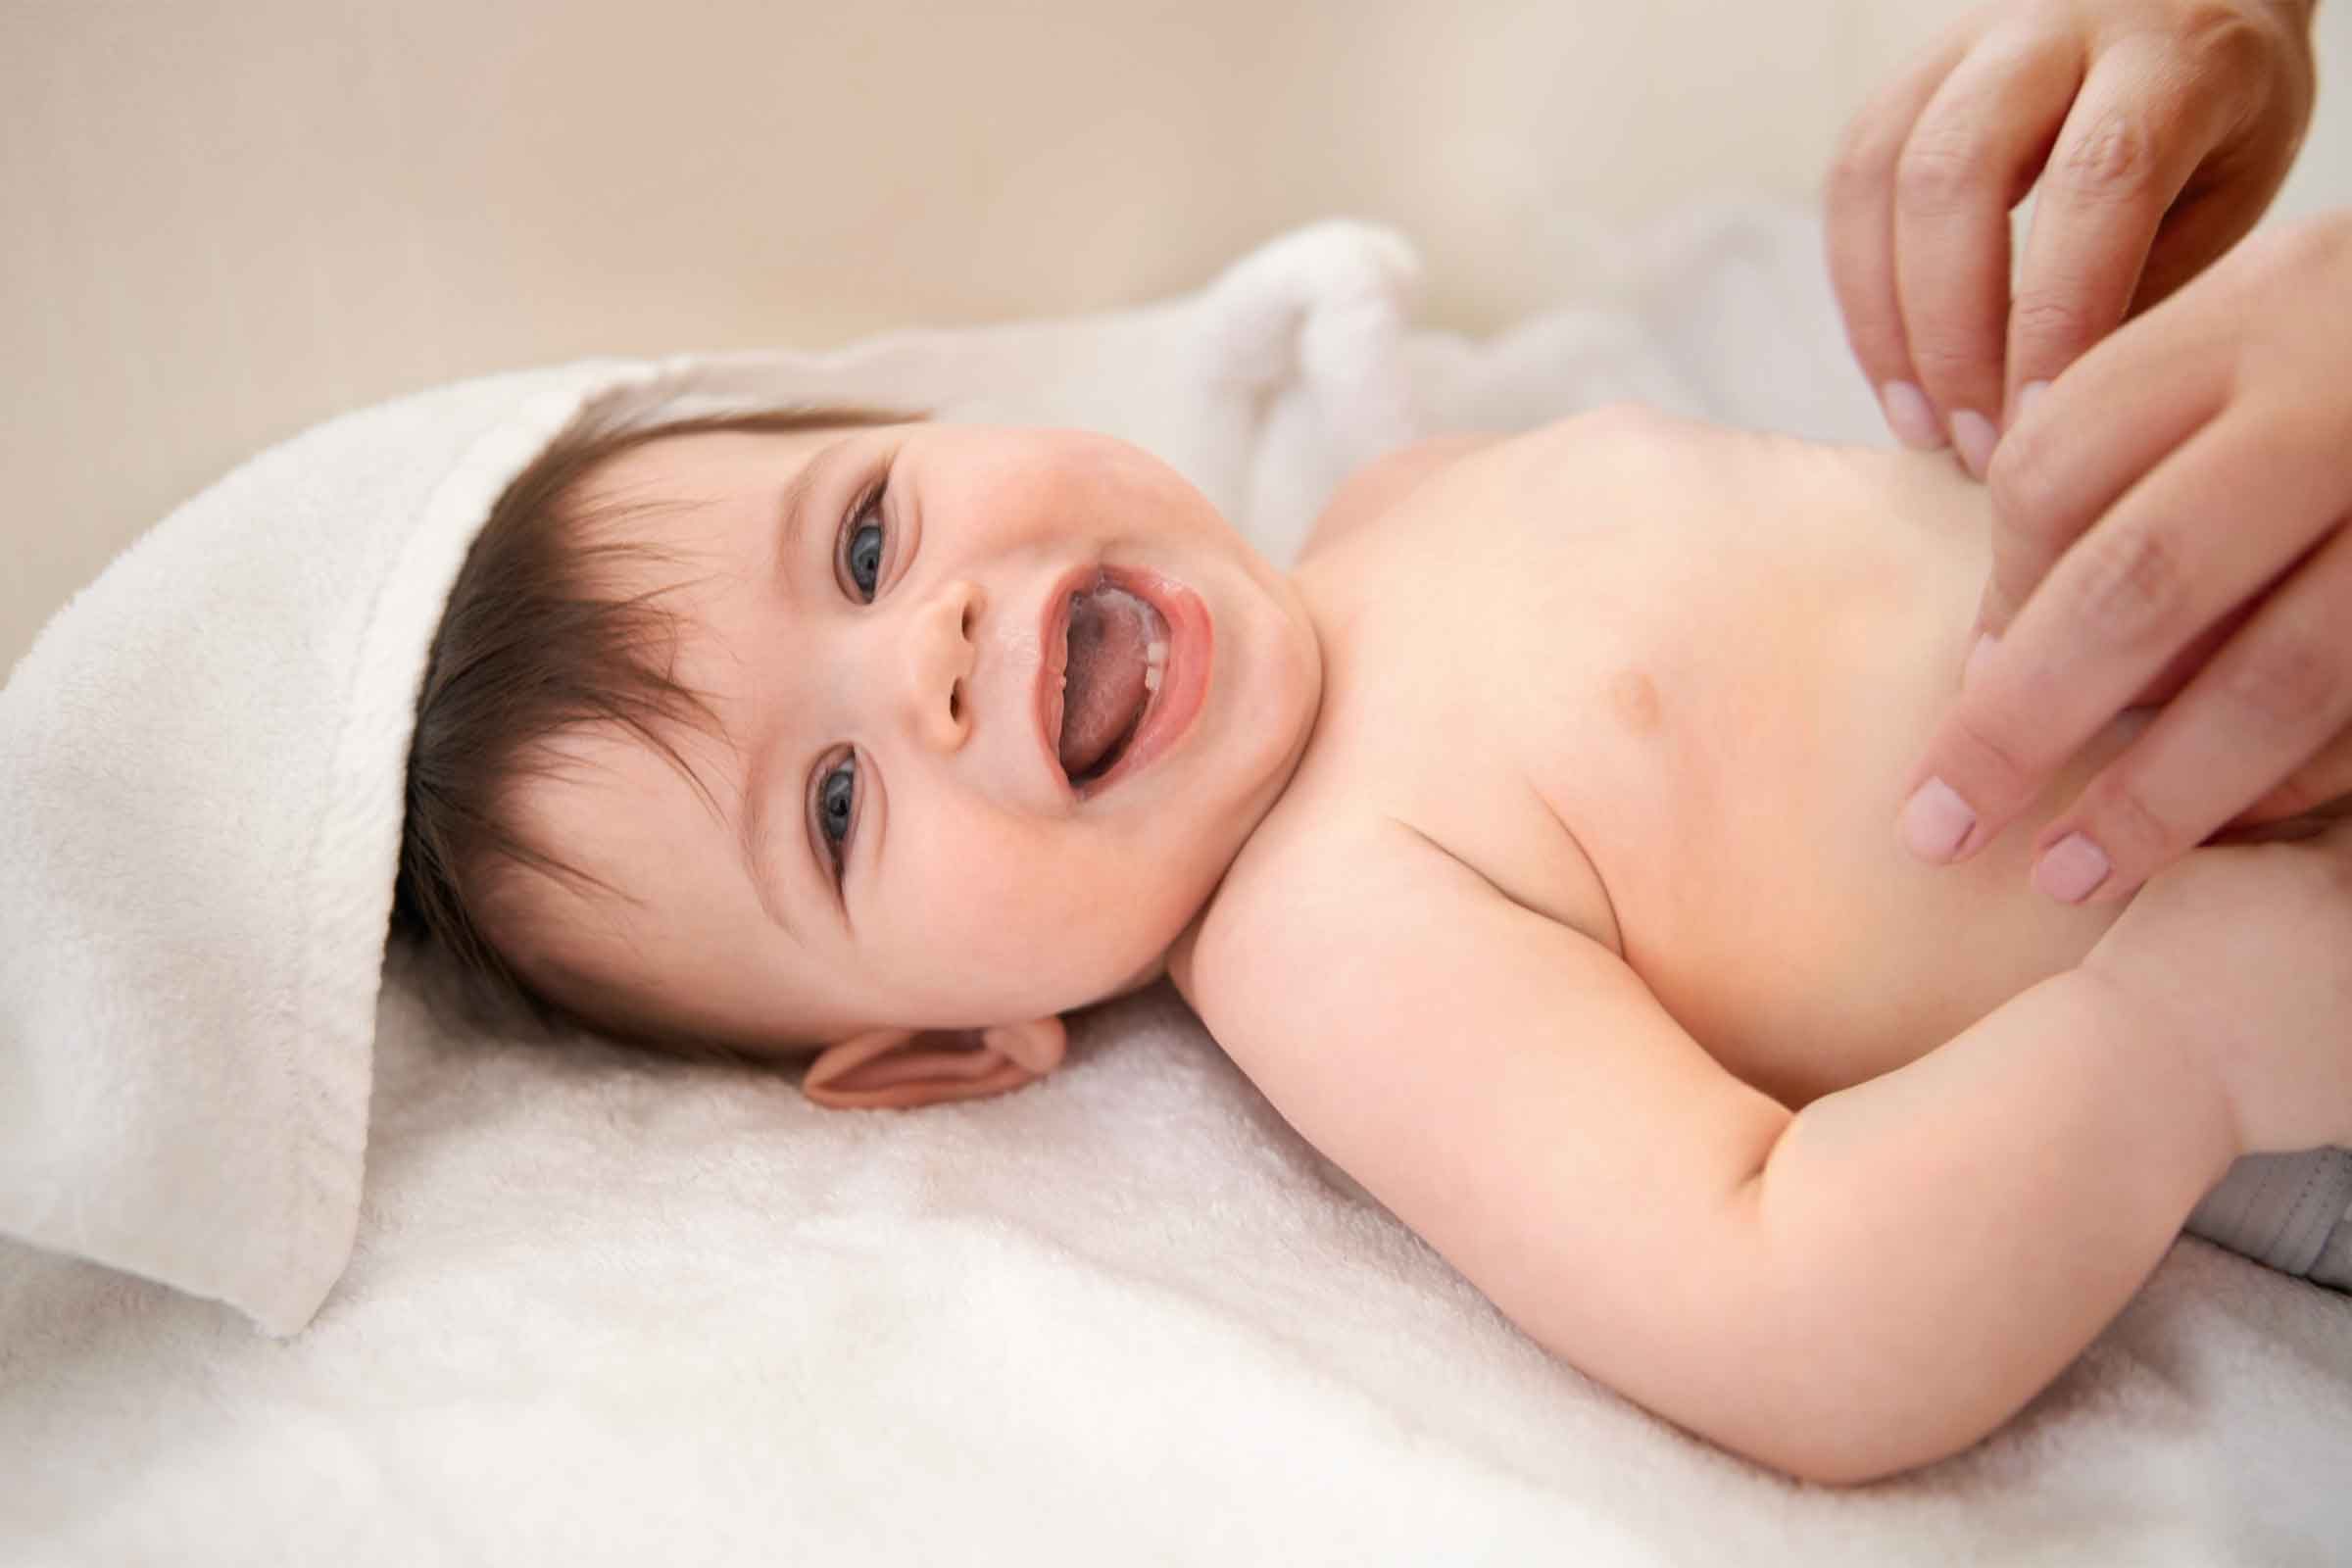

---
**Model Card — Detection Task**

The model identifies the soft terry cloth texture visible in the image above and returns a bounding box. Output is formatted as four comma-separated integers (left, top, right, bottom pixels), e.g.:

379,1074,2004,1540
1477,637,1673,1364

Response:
2,212,2347,1565
0,361,644,1335
0,221,1417,1336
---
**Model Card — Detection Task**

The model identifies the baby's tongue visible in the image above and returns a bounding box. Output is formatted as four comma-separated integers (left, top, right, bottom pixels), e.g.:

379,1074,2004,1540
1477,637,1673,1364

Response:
1058,588,1152,778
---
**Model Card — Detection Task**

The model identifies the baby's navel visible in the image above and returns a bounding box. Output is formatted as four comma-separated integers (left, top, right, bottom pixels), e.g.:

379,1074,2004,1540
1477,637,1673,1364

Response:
1609,668,1661,736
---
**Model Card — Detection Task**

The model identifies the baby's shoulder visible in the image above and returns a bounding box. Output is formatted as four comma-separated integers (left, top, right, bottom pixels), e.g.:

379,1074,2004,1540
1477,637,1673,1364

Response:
1298,433,1501,562
1168,805,1451,1047
1172,757,1617,1045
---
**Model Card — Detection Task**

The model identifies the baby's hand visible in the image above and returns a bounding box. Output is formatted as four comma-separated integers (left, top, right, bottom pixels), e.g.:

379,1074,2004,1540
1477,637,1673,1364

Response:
2079,821,2352,1154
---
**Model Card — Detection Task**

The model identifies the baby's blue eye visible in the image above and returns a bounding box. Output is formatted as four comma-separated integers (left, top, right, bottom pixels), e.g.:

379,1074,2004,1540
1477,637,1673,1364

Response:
817,757,857,862
842,486,887,603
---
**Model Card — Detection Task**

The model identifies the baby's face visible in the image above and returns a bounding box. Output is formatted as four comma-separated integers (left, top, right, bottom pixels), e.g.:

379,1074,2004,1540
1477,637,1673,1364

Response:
500,422,1320,1051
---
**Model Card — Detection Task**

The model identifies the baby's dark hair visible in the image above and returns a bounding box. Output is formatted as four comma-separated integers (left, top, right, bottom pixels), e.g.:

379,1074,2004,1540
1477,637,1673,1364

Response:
391,401,906,1059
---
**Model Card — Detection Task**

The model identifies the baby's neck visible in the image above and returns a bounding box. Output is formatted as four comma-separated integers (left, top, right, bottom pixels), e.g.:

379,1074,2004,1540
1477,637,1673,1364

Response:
1162,613,1328,1001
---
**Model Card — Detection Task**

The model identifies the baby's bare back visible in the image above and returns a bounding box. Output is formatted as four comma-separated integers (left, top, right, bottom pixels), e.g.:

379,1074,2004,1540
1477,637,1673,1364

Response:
1276,406,2140,1107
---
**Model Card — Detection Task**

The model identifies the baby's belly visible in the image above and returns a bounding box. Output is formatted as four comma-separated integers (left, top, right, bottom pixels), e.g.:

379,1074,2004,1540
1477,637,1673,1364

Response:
1567,529,2135,1108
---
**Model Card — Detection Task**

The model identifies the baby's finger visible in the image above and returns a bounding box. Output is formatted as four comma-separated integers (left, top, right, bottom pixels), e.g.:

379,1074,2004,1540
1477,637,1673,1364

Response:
2027,517,2352,902
1977,300,2230,637
1826,33,1972,452
2002,39,2234,415
1909,404,2340,866
1892,22,2085,475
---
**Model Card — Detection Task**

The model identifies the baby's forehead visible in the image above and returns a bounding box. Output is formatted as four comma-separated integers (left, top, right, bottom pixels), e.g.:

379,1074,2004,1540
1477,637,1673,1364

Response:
581,422,859,515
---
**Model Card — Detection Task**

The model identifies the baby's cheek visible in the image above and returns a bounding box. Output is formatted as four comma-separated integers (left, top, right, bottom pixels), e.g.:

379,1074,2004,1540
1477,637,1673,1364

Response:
948,838,1171,994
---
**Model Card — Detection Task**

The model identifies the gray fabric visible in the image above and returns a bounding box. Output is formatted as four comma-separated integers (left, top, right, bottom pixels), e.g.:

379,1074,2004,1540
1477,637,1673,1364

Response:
2312,1210,2352,1293
2186,1148,2352,1290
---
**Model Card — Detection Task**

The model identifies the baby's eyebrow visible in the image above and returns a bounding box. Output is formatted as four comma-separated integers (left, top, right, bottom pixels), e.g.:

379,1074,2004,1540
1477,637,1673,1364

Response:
769,437,845,604
771,479,809,607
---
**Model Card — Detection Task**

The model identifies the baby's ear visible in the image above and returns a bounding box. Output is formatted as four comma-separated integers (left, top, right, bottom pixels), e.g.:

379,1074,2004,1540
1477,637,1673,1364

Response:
801,1017,1067,1110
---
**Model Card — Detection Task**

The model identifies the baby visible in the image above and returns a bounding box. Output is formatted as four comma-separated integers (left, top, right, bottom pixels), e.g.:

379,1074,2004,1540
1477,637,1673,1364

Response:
395,401,2352,1483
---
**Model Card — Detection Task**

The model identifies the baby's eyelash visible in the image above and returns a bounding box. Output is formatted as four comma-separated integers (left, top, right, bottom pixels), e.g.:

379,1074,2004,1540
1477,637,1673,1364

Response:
813,752,858,883
837,471,891,603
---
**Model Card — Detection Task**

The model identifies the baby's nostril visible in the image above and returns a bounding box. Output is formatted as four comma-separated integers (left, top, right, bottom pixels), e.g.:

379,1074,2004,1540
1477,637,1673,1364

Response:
960,603,975,638
950,682,963,723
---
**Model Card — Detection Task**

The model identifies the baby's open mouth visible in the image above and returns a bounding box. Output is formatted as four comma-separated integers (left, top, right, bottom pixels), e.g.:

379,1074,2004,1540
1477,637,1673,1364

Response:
1054,583,1168,787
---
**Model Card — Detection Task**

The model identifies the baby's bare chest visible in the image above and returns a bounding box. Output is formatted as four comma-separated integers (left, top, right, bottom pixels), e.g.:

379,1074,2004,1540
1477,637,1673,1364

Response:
1295,452,2127,1106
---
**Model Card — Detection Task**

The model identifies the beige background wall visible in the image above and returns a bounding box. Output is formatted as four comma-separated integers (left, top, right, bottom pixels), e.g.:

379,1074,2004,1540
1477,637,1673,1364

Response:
6,0,2348,674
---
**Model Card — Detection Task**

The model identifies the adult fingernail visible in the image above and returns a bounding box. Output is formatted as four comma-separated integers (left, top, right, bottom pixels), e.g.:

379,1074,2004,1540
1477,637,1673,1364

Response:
1952,411,1997,478
1881,382,1947,452
2033,832,2111,904
1900,776,1977,862
1962,631,1999,692
2013,380,2047,428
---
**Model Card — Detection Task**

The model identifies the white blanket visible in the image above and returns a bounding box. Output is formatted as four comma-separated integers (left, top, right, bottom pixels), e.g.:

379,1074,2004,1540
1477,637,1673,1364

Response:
4,211,2347,1565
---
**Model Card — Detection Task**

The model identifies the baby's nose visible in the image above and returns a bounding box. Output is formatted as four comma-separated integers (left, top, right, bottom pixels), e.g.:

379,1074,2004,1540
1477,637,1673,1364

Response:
903,579,979,752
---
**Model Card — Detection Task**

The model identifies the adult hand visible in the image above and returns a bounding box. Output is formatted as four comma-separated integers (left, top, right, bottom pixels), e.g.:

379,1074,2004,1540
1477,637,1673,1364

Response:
1898,212,2352,905
1828,0,2317,476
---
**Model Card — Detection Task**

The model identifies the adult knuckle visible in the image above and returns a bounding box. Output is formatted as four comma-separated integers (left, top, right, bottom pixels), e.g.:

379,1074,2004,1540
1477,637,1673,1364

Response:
1945,702,2039,804
2083,764,2183,867
1904,334,1981,389
2063,524,2193,647
1985,418,2059,517
2171,3,2274,82
2006,289,2099,356
2058,104,2161,206
1828,122,1897,201
1895,134,1984,214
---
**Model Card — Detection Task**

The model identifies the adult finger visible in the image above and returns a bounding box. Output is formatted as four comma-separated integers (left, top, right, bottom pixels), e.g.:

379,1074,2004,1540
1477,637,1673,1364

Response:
2226,724,2352,832
2024,515,2352,902
2118,8,2317,316
2001,37,2250,419
1825,32,1972,452
2121,152,2284,317
1892,21,2085,475
1975,296,2231,638
1904,404,2342,866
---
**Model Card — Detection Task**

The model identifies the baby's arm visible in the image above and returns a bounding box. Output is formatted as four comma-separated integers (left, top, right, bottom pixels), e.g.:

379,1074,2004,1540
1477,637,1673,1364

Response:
1183,820,2270,1485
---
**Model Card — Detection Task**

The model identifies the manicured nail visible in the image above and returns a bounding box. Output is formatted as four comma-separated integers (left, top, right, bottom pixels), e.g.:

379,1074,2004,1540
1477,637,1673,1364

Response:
1962,631,1998,692
1881,381,1947,451
1899,776,1977,862
2012,380,2047,429
2033,832,2111,904
1951,411,1997,478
